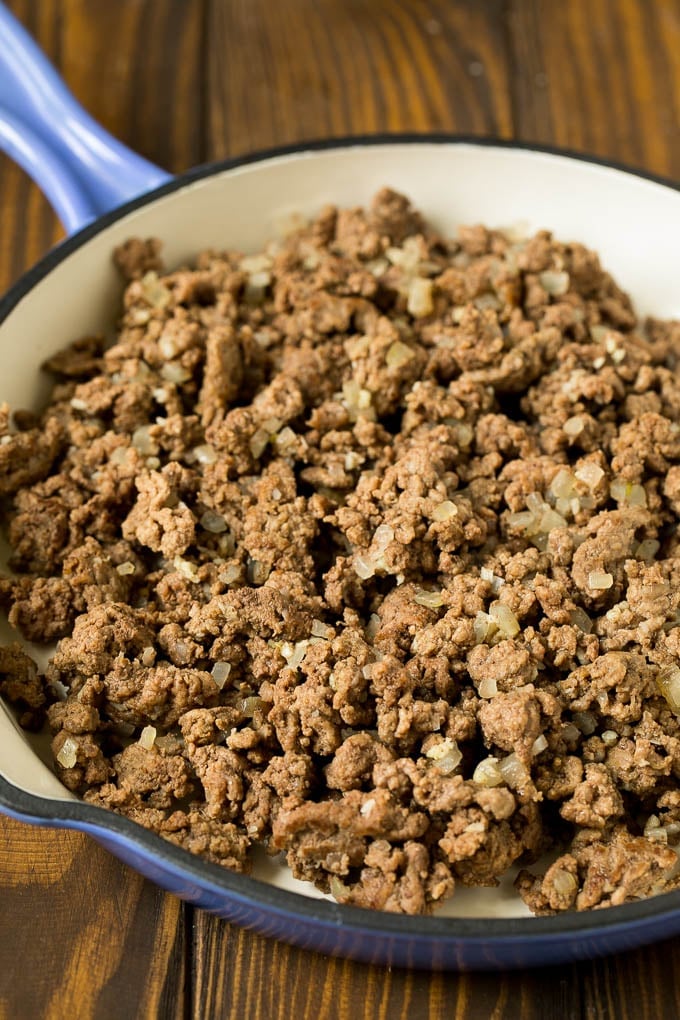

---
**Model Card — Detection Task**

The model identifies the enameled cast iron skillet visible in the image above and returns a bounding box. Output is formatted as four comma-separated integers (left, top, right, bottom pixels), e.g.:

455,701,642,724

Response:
1,3,680,970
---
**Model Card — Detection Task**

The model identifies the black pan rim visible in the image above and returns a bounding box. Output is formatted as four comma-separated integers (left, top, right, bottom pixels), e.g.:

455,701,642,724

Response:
2,131,680,942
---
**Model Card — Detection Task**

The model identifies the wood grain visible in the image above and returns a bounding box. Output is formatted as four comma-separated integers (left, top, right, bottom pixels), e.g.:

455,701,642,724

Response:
61,0,207,171
191,919,680,1020
207,0,512,159
508,0,680,178
0,817,187,1020
2,0,680,1017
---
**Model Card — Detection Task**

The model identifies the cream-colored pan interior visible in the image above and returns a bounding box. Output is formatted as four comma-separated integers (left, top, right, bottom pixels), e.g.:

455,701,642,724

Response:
2,141,680,915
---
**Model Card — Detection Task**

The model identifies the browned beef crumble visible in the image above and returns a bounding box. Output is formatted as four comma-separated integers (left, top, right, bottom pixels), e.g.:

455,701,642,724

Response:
1,189,680,915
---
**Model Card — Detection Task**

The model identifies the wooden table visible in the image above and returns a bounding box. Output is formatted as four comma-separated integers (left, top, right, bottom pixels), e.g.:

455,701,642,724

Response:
2,1,680,1016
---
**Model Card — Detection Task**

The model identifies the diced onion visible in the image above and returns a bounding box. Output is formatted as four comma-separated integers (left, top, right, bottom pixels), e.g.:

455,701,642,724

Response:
56,737,78,769
526,492,544,514
219,564,241,585
173,557,199,581
373,524,394,551
158,332,179,359
563,416,585,437
342,380,374,420
644,815,669,844
474,293,501,311
141,646,155,667
365,614,381,640
109,447,129,466
49,680,69,702
311,620,334,639
588,571,613,590
499,752,530,789
657,667,680,713
590,324,609,342
431,500,458,521
531,734,548,756
244,271,271,304
407,278,434,318
160,362,191,384
385,340,414,368
249,428,270,459
628,484,647,507
635,538,660,561
539,270,570,296
551,869,578,897
260,417,283,435
610,478,647,508
132,425,159,455
275,427,298,454
473,611,498,645
116,561,135,576
478,676,498,699
247,559,270,584
540,508,567,532
354,555,376,580
573,711,597,736
414,589,445,608
550,468,576,500
193,444,217,465
139,726,157,750
574,463,605,489
473,757,503,787
387,237,421,271
425,737,462,774
489,602,520,637
453,422,474,447
241,696,265,718
240,254,272,274
140,271,171,308
282,640,309,670
569,607,593,633
200,510,228,534
507,510,534,530
211,661,232,688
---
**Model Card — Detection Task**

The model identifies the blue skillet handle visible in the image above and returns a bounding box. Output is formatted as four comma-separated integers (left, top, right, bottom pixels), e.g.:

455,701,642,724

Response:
0,2,172,235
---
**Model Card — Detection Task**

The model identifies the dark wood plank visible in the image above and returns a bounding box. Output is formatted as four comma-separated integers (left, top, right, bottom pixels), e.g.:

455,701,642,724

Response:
577,939,680,1020
61,0,207,172
191,920,680,1020
0,816,186,1020
191,921,589,1020
508,0,680,179
206,0,513,160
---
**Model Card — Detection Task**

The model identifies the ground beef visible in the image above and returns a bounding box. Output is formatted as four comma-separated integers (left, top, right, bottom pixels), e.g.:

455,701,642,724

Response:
2,188,680,916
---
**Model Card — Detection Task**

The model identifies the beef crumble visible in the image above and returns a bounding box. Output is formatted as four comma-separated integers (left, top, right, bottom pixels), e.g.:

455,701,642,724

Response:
1,189,680,916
